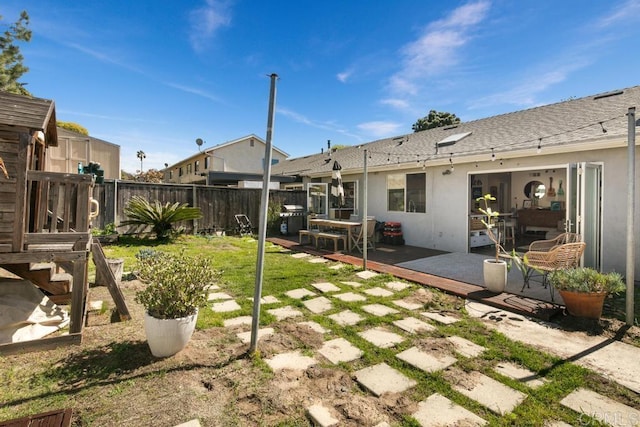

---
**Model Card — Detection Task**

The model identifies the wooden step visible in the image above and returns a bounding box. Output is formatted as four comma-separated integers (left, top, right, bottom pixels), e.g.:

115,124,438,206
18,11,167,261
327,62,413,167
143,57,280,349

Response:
2,262,72,296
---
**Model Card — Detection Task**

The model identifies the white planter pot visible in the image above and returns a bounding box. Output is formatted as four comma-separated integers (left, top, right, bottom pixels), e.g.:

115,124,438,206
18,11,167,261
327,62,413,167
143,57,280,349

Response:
143,311,198,358
483,259,507,293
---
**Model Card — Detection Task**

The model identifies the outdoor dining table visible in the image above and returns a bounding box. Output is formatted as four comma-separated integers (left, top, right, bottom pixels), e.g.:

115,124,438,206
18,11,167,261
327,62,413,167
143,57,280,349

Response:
308,218,362,252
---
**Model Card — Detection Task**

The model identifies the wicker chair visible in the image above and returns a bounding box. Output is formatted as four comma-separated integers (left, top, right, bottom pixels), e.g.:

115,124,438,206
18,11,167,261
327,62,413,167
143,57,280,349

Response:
527,232,581,252
523,241,586,301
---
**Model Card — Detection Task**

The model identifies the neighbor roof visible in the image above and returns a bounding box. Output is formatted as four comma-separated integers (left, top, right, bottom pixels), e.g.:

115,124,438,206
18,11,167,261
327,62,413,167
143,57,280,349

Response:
272,86,639,177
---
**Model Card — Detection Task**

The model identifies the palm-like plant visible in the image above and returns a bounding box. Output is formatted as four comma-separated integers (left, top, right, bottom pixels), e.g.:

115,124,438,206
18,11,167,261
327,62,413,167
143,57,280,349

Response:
121,196,202,240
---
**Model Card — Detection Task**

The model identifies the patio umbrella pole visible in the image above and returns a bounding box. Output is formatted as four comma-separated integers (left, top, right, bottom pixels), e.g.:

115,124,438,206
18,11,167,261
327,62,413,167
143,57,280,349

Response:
363,149,368,270
250,73,278,354
626,107,636,326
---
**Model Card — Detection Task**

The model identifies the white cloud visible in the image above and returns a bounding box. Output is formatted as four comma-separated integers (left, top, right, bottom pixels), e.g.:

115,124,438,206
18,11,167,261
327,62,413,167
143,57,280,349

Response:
596,0,640,28
189,0,233,51
386,1,491,100
279,107,362,140
468,61,589,110
380,98,410,110
164,82,223,103
337,70,352,83
357,121,402,138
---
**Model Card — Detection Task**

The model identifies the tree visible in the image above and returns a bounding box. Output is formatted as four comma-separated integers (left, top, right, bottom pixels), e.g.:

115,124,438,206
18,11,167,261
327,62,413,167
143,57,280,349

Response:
136,169,163,183
137,150,146,172
57,121,89,135
0,11,31,95
412,110,460,132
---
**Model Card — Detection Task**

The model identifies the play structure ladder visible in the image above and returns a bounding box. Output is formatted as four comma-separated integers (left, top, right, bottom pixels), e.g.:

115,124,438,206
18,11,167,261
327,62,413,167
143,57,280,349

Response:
91,241,131,321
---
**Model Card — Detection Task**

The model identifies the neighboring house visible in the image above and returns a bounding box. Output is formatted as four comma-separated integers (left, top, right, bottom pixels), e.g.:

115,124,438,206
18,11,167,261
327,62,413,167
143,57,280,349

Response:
47,127,121,179
272,85,640,275
163,134,290,187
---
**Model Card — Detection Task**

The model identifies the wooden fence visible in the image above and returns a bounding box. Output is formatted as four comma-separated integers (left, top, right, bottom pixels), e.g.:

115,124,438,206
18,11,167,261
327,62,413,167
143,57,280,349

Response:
91,180,306,235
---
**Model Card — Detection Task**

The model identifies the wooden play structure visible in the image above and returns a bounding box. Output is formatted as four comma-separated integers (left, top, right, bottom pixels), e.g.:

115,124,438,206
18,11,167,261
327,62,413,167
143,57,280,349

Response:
0,91,128,354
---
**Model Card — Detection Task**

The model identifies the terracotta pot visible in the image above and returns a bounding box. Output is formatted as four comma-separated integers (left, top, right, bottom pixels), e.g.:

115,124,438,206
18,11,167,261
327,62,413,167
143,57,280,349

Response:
558,290,607,319
483,259,507,293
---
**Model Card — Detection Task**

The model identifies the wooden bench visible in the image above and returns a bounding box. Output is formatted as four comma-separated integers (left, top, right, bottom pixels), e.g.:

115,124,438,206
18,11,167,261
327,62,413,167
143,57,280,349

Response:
315,232,347,252
299,229,318,245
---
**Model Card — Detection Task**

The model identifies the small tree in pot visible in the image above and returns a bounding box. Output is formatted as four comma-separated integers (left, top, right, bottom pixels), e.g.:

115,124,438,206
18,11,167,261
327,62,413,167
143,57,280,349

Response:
548,267,625,319
135,249,219,357
475,194,509,293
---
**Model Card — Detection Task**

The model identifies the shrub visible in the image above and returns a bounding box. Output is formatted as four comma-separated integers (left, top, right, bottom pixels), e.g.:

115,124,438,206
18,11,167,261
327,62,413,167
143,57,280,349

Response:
548,267,625,294
134,250,219,319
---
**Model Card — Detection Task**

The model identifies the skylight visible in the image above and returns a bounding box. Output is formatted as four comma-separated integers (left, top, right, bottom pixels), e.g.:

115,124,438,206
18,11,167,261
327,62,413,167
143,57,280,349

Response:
436,131,472,147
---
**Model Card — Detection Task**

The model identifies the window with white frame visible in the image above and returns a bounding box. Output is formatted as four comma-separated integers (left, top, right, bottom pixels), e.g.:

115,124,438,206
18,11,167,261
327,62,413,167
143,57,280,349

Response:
387,173,426,213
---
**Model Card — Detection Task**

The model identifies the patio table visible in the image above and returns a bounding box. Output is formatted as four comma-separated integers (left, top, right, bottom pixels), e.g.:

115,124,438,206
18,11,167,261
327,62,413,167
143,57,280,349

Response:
308,218,361,252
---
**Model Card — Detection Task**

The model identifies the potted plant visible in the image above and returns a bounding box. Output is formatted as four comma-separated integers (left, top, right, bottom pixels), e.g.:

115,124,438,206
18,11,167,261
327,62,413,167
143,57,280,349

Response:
475,194,508,293
135,249,219,357
548,267,625,319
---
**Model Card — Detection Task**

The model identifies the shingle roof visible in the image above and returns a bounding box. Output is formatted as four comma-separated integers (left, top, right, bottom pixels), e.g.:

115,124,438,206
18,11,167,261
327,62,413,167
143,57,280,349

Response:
272,86,639,177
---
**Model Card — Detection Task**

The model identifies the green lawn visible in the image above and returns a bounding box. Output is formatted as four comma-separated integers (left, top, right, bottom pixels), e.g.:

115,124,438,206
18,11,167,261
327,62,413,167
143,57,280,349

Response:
1,234,637,426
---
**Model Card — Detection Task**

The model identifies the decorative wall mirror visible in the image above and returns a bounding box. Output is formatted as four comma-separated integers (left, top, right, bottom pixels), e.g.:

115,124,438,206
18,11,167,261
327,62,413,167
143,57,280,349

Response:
524,180,545,199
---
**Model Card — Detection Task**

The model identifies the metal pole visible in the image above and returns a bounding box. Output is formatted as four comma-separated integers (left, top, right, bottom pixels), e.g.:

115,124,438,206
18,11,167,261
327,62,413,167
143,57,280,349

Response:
363,149,368,270
626,107,636,326
250,73,278,353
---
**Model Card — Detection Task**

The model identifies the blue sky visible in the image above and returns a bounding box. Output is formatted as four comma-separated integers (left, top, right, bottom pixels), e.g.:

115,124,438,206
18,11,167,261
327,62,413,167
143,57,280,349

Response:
3,1,640,173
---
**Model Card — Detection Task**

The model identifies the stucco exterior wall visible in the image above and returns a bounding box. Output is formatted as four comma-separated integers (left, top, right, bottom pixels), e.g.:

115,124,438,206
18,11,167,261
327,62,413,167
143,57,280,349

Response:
215,139,288,173
317,145,639,275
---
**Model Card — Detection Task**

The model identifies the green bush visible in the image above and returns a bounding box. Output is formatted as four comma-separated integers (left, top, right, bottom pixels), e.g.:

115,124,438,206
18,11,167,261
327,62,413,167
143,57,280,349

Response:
134,249,219,319
121,196,202,241
549,267,625,294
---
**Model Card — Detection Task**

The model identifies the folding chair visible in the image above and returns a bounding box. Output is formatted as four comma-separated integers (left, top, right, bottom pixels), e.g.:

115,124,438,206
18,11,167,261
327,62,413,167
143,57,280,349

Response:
234,214,253,236
351,218,376,253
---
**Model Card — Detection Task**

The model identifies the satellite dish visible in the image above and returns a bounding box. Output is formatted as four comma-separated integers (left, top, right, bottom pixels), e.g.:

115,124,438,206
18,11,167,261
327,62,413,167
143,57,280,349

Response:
196,138,203,147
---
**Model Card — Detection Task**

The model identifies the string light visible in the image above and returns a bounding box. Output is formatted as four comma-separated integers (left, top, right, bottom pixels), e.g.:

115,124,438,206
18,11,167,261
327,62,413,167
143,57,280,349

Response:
283,114,625,175
599,122,607,133
537,138,542,154
449,154,454,171
491,148,496,161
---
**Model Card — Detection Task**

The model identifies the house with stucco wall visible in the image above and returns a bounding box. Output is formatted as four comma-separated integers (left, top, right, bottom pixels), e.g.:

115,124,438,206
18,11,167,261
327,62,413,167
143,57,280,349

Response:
271,86,640,276
163,134,289,187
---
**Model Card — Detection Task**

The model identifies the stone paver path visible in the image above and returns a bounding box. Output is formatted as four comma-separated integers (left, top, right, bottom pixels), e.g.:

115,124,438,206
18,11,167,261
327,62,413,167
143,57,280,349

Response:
396,347,457,373
362,303,399,317
211,300,241,313
354,363,416,397
560,388,640,427
302,296,333,314
421,311,459,324
413,393,486,427
451,371,527,415
285,288,316,299
363,287,394,297
358,327,405,348
311,282,341,293
210,251,640,426
393,317,436,334
318,337,363,364
328,309,363,326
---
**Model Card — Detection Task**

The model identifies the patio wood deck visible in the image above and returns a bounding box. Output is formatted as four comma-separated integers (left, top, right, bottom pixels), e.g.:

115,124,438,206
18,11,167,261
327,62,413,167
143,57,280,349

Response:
268,236,562,321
